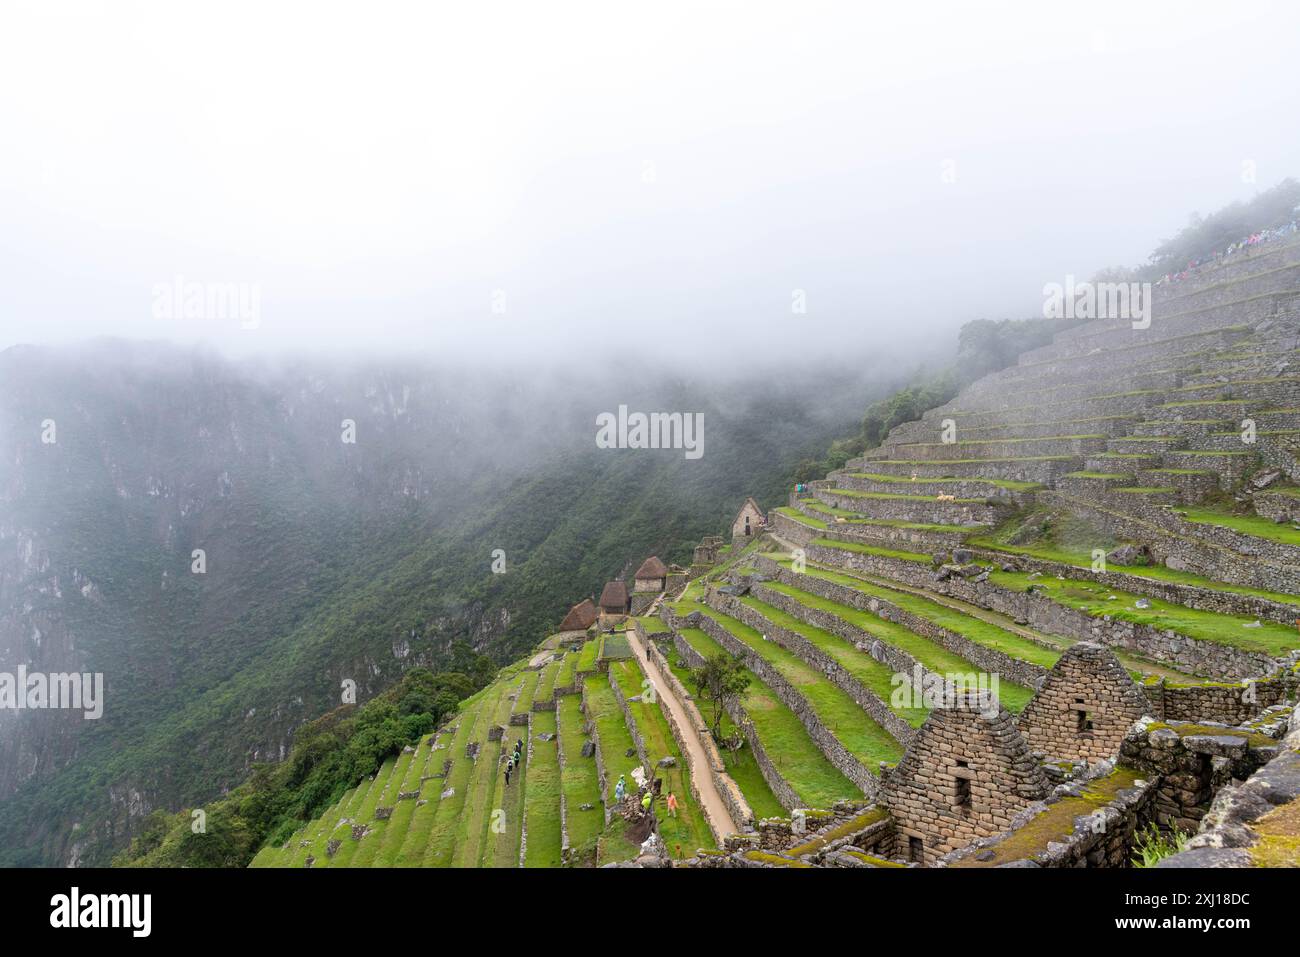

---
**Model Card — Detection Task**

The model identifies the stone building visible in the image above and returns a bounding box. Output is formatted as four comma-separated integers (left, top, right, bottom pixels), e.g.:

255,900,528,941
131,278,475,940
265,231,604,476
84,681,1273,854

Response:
880,690,1049,865
1017,642,1149,764
731,497,765,544
558,597,597,634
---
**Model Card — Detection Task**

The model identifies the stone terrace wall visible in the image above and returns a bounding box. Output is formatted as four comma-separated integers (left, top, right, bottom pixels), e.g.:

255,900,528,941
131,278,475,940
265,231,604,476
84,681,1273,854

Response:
1157,709,1300,867
1120,717,1284,833
692,593,879,798
665,613,803,812
751,558,1048,691
708,588,916,747
784,544,1282,681
1040,490,1300,595
968,546,1300,625
643,637,755,832
1146,664,1297,725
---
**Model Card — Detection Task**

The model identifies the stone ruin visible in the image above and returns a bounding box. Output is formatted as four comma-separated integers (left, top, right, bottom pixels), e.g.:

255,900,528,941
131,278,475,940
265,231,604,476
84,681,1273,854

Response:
1018,642,1149,764
676,643,1298,869
880,690,1049,865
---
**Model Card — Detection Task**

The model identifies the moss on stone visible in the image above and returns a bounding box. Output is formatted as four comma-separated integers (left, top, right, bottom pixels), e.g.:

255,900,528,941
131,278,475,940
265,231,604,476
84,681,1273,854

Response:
950,765,1143,868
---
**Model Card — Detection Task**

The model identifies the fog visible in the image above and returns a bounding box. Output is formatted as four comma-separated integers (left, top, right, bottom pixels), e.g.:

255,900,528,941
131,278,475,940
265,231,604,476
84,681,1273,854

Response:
2,0,1299,369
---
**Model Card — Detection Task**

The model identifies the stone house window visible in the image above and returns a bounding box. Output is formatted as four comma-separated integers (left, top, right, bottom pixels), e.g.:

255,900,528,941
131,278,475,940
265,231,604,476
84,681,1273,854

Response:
1074,697,1093,734
953,759,972,814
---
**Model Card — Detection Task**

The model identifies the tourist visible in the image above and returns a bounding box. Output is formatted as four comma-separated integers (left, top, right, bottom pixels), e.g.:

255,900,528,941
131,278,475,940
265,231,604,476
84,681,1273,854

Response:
614,774,626,803
666,792,679,819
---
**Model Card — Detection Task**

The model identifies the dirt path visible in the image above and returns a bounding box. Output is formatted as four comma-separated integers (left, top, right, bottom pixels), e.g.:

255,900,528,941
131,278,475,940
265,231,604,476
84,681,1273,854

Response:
625,628,740,841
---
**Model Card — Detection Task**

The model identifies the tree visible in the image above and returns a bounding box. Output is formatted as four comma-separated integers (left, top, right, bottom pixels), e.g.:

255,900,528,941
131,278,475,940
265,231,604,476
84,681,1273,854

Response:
691,653,752,741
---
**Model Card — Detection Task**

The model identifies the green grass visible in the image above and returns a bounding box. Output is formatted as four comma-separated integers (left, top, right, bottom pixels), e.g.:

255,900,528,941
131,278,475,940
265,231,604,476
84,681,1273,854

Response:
576,639,600,673
521,710,563,867
660,647,785,820
324,754,399,868
736,595,928,728
989,568,1300,657
810,537,934,564
758,571,1034,713
583,674,643,804
674,627,858,809
845,472,1042,491
609,660,716,857
367,740,429,866
823,488,986,504
1180,505,1300,547
420,682,509,866
691,604,902,771
798,501,965,532
449,677,520,867
638,615,670,636
553,649,577,689
556,695,603,858
966,537,1300,607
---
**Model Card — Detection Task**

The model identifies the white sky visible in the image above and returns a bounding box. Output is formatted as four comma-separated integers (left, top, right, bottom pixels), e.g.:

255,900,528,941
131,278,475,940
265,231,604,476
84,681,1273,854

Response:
1,0,1298,364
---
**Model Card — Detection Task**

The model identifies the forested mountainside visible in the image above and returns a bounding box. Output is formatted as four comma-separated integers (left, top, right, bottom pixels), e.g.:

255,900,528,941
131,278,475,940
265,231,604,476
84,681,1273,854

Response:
0,340,869,865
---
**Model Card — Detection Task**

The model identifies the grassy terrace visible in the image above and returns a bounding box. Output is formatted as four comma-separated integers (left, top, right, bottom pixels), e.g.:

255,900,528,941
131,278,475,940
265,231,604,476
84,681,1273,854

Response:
448,675,520,867
673,626,859,809
777,565,1059,671
609,660,716,856
393,704,481,866
738,595,928,728
522,710,562,867
845,472,1043,491
659,645,785,820
316,756,397,868
758,571,1035,713
989,567,1300,657
420,681,508,866
583,674,643,805
366,737,432,866
556,695,603,857
553,649,577,689
822,488,987,504
512,669,540,713
637,615,670,636
869,455,1077,466
965,537,1300,607
1180,504,1300,547
535,658,560,701
691,601,903,771
810,537,935,564
576,638,600,673
797,501,966,532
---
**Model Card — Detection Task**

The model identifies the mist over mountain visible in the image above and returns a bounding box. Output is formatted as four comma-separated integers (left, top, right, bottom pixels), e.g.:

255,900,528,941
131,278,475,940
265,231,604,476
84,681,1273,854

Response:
0,338,879,865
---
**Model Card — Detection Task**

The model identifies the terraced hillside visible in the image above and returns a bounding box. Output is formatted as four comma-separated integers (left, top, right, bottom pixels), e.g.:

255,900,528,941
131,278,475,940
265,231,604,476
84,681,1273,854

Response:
251,626,721,868
253,235,1300,870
